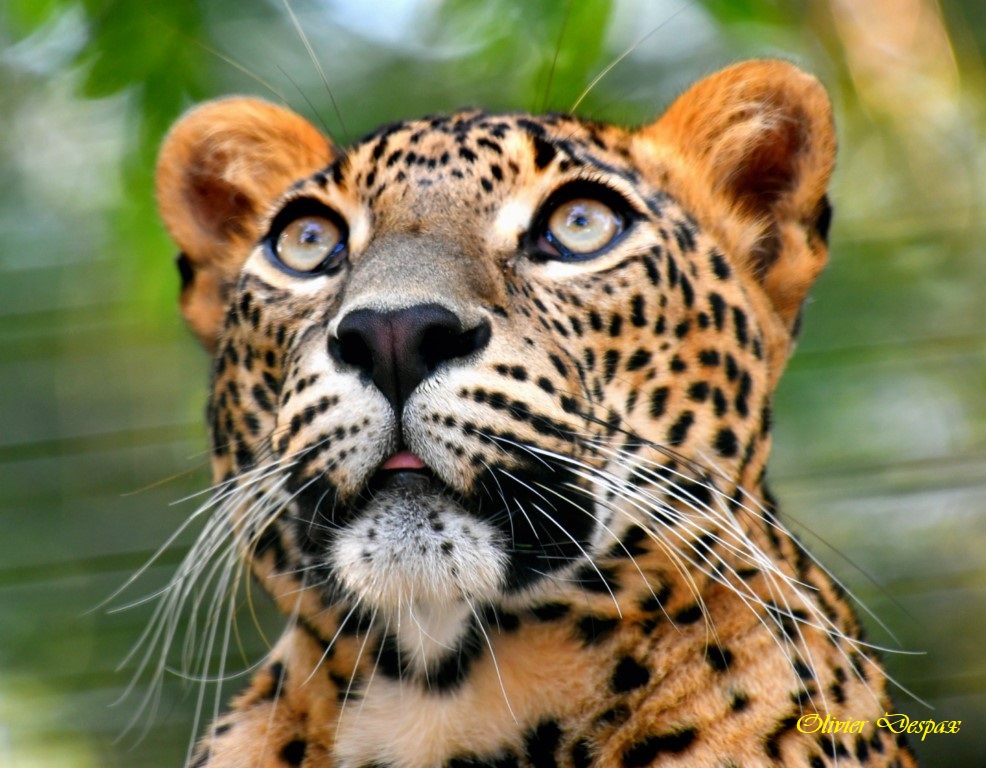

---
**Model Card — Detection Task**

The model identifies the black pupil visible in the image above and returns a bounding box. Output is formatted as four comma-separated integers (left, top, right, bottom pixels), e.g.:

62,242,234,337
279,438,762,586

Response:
302,222,323,245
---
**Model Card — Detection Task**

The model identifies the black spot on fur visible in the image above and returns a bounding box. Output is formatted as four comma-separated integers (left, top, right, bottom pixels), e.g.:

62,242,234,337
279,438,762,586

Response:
734,372,752,417
699,348,720,367
625,348,651,371
483,606,521,633
548,354,568,377
258,660,287,700
869,729,885,753
595,704,631,726
854,735,870,762
530,602,570,621
447,752,519,768
280,739,307,766
730,691,750,711
532,136,557,169
709,250,731,279
622,729,696,767
714,427,739,457
376,633,408,680
574,564,619,595
705,644,734,672
687,381,709,402
818,733,850,760
603,349,620,382
630,294,647,326
791,687,815,706
649,387,669,418
679,275,695,307
708,293,726,330
611,655,651,692
607,525,649,559
764,715,800,759
524,719,562,768
793,658,814,680
608,313,623,337
570,739,593,768
644,252,661,285
255,526,289,573
674,603,702,625
732,306,749,346
666,411,694,445
576,614,619,645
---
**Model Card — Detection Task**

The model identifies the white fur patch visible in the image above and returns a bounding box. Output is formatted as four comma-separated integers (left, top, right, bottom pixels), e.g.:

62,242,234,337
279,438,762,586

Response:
331,484,507,615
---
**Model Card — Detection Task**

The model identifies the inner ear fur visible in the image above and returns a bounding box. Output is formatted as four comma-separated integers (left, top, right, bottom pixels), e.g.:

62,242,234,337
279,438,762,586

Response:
156,97,333,350
636,60,836,340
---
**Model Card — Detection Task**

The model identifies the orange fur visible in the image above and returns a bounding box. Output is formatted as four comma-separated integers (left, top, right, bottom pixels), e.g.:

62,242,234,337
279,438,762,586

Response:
635,60,835,384
156,98,333,349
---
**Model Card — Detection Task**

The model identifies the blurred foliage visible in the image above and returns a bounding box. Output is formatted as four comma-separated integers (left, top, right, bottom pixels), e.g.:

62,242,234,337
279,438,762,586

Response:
0,0,983,765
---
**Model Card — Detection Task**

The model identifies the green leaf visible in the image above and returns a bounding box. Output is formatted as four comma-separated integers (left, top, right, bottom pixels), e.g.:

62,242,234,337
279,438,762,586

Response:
4,0,63,36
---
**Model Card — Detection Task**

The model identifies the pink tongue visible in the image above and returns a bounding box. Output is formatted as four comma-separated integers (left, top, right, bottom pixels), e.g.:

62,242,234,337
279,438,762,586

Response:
381,450,427,470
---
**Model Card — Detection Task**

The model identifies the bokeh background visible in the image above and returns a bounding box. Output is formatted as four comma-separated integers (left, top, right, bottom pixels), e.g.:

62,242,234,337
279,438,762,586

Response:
1,0,983,765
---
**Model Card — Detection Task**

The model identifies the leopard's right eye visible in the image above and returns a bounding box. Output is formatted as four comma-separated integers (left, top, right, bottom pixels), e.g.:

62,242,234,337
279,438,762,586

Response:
267,202,348,275
527,181,635,263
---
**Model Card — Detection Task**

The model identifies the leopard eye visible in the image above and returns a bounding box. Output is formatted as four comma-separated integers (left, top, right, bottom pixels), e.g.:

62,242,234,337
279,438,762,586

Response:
271,210,347,275
547,198,621,255
532,185,632,262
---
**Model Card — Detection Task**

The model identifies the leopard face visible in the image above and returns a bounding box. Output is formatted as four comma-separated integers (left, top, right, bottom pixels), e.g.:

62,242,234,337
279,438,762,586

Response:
189,105,787,628
152,61,915,768
233,116,763,587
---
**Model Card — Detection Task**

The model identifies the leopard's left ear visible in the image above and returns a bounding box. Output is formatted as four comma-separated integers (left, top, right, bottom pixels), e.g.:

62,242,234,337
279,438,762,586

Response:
635,59,836,335
156,97,334,350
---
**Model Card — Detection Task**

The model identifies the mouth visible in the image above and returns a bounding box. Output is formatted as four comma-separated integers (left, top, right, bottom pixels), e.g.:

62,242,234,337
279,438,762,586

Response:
327,448,511,611
366,449,440,496
380,450,428,472
288,439,598,598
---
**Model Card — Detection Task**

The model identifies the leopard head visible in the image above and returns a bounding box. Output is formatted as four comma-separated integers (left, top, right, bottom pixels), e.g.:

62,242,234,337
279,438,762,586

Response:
155,60,834,630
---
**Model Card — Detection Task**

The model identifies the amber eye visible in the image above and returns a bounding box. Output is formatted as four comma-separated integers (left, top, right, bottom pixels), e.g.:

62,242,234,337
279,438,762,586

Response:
547,198,621,255
273,214,346,274
534,187,631,262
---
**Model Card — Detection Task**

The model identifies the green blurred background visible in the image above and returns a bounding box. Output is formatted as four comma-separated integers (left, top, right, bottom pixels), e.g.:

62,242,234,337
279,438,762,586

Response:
1,0,983,765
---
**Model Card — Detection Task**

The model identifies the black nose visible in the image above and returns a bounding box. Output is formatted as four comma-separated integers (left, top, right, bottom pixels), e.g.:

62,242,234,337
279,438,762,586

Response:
329,303,491,413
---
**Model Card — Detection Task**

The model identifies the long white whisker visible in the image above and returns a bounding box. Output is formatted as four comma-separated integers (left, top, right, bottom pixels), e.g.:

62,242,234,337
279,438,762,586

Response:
280,0,348,139
465,601,517,724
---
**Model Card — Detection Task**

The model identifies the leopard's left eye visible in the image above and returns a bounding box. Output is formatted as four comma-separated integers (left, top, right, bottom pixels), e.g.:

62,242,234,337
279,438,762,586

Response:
533,185,631,261
265,200,349,276
548,198,621,254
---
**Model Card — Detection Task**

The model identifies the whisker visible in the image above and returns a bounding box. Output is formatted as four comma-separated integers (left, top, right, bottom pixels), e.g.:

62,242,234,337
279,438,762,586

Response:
338,607,383,735
570,0,697,114
280,0,348,140
466,601,518,724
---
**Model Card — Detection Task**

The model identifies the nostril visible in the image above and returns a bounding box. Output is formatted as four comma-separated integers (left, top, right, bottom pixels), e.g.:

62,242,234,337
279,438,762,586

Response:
331,329,376,376
329,303,491,413
420,319,491,373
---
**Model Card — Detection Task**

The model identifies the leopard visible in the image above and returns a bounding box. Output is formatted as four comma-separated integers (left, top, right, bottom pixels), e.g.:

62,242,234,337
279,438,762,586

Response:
151,59,918,767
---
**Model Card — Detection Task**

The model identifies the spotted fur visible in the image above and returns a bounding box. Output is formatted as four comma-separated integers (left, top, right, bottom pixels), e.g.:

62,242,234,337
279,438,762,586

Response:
151,61,917,767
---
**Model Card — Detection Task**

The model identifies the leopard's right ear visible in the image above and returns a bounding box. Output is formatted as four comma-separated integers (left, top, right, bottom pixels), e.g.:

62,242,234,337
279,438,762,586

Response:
156,97,333,350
